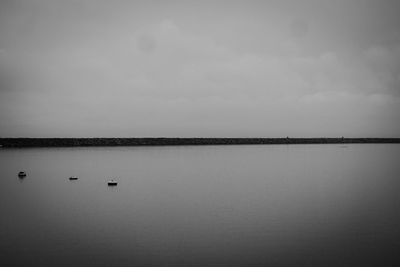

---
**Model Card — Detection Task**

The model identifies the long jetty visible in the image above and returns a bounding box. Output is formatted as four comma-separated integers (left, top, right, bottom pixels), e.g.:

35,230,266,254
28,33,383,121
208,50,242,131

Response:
0,138,399,147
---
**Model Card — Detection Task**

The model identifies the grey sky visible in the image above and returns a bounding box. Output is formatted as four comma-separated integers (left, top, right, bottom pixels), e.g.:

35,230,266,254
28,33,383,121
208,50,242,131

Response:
0,0,399,137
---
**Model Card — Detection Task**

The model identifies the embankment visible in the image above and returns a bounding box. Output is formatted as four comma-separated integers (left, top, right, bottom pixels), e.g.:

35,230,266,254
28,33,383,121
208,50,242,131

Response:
1,138,399,147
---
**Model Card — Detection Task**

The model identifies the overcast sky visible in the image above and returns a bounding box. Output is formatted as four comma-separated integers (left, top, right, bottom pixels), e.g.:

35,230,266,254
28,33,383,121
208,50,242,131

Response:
0,0,399,137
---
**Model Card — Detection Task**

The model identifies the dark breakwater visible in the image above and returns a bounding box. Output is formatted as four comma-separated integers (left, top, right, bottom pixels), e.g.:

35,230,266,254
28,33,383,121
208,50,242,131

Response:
1,137,399,147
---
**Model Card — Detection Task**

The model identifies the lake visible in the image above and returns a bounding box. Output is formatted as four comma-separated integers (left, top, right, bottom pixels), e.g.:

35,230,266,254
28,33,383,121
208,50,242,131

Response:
1,144,399,266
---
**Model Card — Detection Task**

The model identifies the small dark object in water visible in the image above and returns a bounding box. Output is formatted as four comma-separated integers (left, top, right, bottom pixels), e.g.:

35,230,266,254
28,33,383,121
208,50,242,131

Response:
18,171,26,177
108,180,118,186
69,176,78,180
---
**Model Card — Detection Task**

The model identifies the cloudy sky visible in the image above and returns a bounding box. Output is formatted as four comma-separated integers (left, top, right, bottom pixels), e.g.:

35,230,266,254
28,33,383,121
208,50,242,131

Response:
0,0,399,137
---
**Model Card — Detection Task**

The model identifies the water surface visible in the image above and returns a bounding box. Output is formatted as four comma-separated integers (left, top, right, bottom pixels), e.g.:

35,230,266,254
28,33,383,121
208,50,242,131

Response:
1,144,399,266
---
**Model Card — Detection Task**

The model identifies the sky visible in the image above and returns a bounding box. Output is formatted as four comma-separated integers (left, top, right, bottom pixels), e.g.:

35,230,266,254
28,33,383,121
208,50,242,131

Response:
0,0,399,137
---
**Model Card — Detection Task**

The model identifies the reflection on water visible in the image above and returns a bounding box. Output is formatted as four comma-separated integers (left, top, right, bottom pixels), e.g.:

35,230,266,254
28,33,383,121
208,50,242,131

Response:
0,144,399,266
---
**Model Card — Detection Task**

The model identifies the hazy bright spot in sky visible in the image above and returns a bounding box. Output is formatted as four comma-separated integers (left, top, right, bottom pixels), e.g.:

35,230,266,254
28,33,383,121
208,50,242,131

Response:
0,0,399,137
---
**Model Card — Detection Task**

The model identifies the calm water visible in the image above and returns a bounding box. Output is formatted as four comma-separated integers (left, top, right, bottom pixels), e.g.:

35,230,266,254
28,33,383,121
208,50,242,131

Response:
1,144,399,266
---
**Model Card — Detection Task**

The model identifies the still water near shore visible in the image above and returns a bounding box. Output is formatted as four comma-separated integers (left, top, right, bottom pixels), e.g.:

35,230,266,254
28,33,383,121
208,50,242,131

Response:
1,144,399,266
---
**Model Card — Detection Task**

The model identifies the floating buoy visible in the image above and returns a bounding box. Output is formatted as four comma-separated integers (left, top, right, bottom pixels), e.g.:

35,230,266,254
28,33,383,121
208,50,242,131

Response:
107,179,118,186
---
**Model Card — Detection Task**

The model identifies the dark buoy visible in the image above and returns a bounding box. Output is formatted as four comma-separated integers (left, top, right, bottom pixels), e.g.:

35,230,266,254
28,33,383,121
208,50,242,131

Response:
18,171,26,177
107,179,118,186
69,176,78,180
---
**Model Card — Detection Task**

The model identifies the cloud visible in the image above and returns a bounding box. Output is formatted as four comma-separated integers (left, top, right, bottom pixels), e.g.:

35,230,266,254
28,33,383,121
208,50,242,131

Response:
6,18,398,100
290,18,309,39
1,13,399,137
140,21,398,98
136,33,157,54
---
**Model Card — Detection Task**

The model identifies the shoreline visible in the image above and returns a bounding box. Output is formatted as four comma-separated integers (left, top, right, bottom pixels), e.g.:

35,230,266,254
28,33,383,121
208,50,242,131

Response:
1,138,400,147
